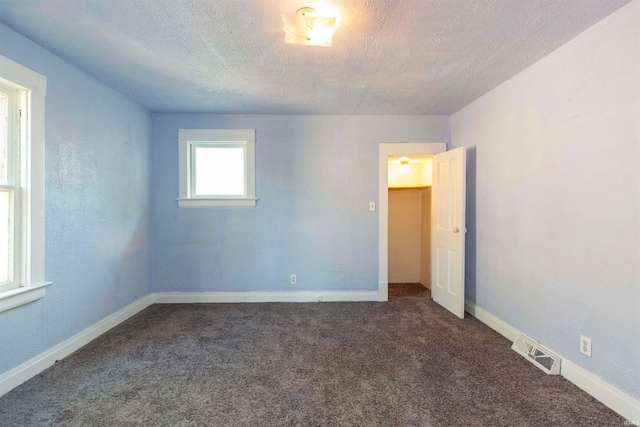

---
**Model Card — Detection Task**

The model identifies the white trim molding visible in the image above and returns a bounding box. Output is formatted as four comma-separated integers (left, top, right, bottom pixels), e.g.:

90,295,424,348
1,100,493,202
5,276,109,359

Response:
0,54,49,313
0,295,154,397
5,291,636,422
378,142,447,302
561,359,640,422
464,299,520,342
0,291,378,397
0,281,51,312
377,281,388,302
177,198,257,208
0,55,47,96
155,291,379,304
465,299,640,421
177,128,256,208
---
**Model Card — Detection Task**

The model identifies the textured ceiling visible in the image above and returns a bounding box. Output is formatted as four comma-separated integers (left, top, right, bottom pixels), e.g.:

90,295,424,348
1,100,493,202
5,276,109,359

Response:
0,0,631,114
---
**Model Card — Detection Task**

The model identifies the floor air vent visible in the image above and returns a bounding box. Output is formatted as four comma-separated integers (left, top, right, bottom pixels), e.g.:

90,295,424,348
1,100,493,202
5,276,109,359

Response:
511,334,561,375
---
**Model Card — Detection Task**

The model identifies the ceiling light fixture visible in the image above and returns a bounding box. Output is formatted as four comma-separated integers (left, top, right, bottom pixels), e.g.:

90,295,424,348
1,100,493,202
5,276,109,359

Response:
399,158,411,175
282,7,336,47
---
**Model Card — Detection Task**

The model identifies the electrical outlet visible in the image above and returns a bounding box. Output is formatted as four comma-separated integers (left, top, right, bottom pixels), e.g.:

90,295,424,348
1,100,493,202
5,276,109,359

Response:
290,274,297,285
580,335,592,357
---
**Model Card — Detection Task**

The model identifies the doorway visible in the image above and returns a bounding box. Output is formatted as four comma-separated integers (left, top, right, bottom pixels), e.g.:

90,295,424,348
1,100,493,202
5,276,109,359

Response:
379,143,467,318
387,156,433,290
388,187,431,287
378,143,446,301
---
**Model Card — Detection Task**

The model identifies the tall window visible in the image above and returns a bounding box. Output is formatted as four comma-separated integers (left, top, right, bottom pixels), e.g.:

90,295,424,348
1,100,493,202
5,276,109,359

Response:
0,82,20,292
0,54,49,313
177,129,257,208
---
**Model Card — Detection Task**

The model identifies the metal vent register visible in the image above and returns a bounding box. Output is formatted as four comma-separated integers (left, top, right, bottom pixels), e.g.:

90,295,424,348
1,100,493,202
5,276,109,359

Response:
511,334,561,375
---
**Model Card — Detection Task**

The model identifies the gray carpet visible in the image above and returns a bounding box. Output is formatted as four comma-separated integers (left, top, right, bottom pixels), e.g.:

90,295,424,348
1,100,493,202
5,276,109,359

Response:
0,284,627,426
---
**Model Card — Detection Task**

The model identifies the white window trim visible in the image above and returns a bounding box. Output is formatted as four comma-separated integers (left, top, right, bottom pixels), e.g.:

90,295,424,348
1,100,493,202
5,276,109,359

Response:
177,129,257,208
0,54,51,313
0,82,21,294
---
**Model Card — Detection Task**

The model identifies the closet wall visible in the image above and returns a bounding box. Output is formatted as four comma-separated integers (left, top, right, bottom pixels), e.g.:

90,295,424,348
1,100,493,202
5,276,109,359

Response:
388,188,431,288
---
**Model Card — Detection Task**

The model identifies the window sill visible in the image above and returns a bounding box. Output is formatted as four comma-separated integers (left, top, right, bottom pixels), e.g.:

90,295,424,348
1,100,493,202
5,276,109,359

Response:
0,282,52,313
177,198,258,208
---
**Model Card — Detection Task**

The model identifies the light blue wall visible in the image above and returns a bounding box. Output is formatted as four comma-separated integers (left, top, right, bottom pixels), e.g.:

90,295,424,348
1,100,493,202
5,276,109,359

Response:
3,0,635,405
152,115,449,293
0,24,152,374
451,2,639,398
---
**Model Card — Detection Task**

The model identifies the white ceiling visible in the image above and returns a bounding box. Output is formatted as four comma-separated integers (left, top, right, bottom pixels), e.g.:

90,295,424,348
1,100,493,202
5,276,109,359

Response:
0,0,630,114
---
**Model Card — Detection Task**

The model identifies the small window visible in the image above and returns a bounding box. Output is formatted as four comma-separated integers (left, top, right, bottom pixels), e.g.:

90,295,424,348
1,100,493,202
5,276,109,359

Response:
177,129,256,208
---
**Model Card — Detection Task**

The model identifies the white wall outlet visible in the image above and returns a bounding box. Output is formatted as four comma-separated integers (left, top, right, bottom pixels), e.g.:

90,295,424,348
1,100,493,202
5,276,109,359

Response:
290,274,297,285
580,335,592,357
369,201,376,212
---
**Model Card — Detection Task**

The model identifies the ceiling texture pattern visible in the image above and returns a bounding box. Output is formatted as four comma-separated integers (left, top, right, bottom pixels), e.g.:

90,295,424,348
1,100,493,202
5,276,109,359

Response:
0,0,631,114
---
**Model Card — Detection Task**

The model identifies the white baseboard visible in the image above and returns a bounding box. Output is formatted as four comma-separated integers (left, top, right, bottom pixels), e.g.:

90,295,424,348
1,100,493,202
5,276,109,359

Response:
464,299,522,341
0,290,380,397
465,299,640,421
377,282,388,302
561,359,640,422
0,294,155,397
154,291,379,304
6,293,635,421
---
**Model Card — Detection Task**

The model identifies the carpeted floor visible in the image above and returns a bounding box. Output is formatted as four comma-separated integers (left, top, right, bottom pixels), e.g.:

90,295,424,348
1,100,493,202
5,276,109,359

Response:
0,284,627,426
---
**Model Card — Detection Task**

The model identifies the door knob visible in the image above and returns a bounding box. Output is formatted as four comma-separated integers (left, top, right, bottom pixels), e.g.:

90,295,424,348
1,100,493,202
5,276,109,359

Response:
453,227,460,233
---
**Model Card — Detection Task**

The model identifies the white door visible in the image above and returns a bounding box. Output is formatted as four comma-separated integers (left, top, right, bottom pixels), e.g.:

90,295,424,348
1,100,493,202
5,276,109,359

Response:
431,147,466,318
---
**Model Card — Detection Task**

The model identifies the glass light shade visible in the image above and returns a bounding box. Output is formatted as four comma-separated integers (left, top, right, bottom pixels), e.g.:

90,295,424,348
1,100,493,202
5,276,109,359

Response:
399,162,411,175
282,8,336,47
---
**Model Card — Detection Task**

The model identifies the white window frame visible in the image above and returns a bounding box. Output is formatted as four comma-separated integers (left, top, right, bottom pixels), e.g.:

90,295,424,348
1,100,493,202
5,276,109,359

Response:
0,82,22,294
177,129,257,208
0,54,51,313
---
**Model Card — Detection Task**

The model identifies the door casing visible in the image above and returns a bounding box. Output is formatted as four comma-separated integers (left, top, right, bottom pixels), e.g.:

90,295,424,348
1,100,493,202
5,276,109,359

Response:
378,142,447,301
